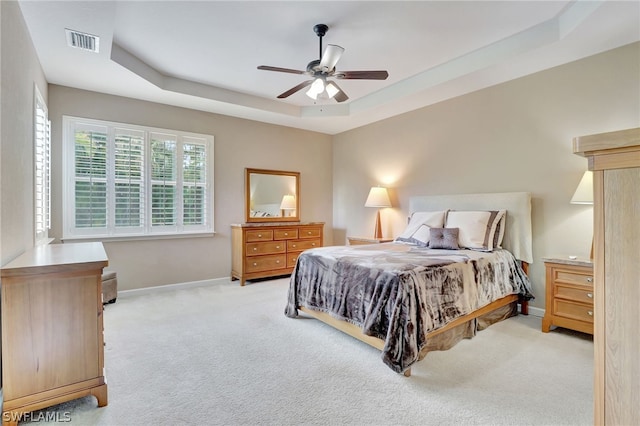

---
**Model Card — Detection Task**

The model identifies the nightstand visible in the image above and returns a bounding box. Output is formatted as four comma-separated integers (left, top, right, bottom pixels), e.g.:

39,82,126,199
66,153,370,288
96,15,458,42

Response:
541,257,594,335
347,236,393,245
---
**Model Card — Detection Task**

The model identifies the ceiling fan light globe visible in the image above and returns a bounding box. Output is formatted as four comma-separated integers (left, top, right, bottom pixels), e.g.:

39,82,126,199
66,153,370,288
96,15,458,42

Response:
325,82,339,99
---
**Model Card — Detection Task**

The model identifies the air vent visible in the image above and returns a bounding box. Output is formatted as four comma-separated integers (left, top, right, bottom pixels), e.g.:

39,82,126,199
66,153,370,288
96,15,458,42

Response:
65,29,99,53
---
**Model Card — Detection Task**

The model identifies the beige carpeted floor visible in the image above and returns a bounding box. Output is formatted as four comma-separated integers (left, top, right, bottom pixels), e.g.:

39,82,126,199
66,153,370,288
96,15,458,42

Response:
23,277,593,425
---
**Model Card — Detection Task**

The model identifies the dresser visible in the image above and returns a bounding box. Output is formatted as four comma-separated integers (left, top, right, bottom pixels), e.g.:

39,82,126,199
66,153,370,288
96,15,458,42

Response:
1,242,109,426
231,222,324,286
541,257,593,335
574,127,640,426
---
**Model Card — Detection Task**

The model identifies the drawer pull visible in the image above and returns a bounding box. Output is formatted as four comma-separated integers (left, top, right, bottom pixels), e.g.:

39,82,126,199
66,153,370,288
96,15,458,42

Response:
312,243,316,246
276,246,280,249
308,231,312,235
588,311,593,316
292,244,296,248
276,260,280,264
253,247,257,251
258,234,262,238
284,233,288,236
586,277,593,283
253,262,257,266
587,293,593,298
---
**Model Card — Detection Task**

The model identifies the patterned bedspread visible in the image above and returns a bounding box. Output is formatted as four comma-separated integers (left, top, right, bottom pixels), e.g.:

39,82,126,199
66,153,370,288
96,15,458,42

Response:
285,243,533,373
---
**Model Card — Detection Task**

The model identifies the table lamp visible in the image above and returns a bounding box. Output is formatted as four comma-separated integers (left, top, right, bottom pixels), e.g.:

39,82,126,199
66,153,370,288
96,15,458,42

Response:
365,186,391,239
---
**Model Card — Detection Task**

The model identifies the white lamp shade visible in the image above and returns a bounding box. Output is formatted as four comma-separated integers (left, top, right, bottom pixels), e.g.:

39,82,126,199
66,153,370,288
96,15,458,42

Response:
280,194,296,210
364,187,391,208
570,171,593,204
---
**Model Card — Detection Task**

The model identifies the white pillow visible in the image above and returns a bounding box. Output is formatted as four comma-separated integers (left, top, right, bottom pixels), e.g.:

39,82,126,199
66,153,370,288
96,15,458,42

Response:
395,211,447,245
445,210,505,251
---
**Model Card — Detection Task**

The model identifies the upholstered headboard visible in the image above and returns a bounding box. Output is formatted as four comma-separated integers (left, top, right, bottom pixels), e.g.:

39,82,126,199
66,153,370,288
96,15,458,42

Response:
409,192,533,263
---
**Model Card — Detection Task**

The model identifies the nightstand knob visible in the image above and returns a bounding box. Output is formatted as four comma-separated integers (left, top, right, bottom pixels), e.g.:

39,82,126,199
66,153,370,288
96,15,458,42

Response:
311,243,316,246
284,233,288,236
587,293,593,298
586,277,593,283
588,311,593,316
276,246,280,249
253,262,257,266
292,244,296,248
258,234,262,237
308,231,312,235
253,247,257,251
276,260,280,264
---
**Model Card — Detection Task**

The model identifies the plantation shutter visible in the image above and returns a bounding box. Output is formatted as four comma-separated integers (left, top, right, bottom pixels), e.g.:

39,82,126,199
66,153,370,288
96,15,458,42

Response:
35,97,51,242
182,137,208,226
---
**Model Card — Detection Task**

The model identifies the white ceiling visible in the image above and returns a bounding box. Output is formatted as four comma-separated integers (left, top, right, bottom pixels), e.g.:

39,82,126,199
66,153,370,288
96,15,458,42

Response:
18,1,640,135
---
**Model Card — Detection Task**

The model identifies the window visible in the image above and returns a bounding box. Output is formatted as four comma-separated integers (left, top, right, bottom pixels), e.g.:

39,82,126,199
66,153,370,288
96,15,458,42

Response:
63,117,214,239
35,86,51,245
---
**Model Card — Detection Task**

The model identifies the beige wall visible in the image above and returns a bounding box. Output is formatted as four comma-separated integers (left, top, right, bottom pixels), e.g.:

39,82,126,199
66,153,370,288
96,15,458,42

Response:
0,1,48,265
47,85,333,290
332,42,640,310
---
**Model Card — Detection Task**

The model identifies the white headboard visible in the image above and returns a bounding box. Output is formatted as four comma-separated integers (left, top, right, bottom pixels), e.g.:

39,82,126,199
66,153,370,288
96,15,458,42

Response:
409,192,533,264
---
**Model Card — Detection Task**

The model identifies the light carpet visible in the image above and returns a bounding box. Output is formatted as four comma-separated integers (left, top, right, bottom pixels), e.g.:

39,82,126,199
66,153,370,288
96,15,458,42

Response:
24,278,593,426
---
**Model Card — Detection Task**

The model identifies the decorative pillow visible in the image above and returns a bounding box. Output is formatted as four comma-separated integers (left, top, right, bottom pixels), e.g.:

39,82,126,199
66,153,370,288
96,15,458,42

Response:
429,227,459,250
493,211,507,249
395,211,447,245
445,210,505,251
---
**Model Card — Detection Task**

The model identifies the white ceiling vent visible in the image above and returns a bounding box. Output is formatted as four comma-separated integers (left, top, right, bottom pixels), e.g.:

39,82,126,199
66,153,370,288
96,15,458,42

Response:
65,29,99,53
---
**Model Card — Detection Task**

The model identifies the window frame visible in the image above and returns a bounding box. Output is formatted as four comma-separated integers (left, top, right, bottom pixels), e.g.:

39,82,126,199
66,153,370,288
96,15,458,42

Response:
62,116,214,240
34,85,52,245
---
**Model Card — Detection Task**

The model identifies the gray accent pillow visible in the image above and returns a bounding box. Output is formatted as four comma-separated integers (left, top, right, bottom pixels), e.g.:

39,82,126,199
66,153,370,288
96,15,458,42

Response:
429,227,460,250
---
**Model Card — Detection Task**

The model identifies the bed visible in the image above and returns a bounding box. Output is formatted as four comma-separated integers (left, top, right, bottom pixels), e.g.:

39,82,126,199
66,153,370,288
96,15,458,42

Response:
285,192,534,376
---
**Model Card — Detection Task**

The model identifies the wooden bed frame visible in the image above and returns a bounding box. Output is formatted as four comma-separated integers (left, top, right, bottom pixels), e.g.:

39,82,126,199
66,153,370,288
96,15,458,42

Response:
295,192,533,377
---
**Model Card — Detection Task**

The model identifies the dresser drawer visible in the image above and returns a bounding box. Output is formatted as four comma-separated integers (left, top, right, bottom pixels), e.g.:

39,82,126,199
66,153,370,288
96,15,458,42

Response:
287,252,301,268
555,284,594,304
274,228,298,240
245,254,287,273
245,229,273,242
554,270,593,286
554,299,594,323
287,239,321,251
298,227,322,239
246,241,286,256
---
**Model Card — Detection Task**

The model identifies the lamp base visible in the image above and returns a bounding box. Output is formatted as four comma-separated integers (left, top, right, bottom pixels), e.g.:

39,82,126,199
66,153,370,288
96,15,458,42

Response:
373,209,383,239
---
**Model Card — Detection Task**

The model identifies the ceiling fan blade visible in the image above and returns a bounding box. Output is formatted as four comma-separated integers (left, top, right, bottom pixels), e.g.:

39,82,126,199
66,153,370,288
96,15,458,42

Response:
327,81,349,103
319,44,344,72
334,70,389,80
258,65,305,75
277,80,313,99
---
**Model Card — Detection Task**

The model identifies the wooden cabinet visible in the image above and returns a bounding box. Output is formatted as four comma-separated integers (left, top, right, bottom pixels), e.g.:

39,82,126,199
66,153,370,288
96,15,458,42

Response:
541,258,593,335
231,222,324,286
574,127,640,426
347,236,394,245
0,242,109,426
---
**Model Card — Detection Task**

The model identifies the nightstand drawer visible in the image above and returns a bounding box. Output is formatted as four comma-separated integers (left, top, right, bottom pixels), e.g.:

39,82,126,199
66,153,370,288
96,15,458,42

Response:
554,299,594,323
555,270,594,286
555,284,594,304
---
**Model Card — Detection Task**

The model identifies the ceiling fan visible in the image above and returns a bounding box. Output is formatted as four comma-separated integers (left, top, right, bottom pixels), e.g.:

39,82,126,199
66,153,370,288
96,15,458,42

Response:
257,24,389,103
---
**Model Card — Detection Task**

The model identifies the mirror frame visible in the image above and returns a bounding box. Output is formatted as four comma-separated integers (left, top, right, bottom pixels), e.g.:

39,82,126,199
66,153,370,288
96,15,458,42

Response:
245,168,300,223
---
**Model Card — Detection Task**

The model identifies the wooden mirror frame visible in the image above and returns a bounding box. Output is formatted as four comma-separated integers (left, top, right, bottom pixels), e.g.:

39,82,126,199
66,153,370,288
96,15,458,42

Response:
245,168,300,223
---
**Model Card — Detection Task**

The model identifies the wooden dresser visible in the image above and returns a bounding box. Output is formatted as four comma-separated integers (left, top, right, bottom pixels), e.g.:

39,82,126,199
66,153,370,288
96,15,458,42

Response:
541,257,593,335
231,222,324,286
0,242,109,426
574,127,640,426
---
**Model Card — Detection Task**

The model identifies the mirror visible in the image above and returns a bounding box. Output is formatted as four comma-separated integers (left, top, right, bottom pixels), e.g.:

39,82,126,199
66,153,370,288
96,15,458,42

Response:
245,168,300,223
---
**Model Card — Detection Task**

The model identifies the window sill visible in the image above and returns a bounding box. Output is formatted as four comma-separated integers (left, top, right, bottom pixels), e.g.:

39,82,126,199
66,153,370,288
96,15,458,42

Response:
61,232,216,244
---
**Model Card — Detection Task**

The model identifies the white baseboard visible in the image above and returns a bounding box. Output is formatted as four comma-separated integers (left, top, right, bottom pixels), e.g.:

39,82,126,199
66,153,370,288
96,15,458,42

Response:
117,277,231,299
527,306,545,318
